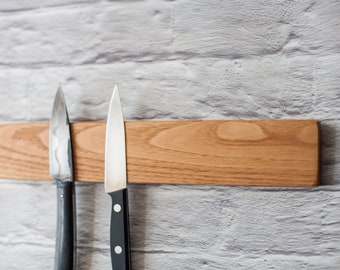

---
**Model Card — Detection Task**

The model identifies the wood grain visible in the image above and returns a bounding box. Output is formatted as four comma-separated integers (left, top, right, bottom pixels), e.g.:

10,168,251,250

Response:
0,120,319,186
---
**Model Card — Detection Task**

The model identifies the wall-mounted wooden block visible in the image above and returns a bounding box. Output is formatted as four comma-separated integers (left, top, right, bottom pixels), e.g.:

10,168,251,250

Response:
0,120,319,187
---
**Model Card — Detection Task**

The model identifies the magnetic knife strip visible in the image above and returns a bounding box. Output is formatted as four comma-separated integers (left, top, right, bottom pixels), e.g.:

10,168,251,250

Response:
0,120,319,187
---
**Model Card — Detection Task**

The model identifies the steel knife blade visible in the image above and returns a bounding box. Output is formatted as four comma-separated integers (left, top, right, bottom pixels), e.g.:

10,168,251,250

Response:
105,86,131,270
50,87,76,270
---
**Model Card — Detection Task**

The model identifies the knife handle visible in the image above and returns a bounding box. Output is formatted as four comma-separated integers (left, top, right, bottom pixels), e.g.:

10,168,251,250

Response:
109,188,131,270
55,181,76,270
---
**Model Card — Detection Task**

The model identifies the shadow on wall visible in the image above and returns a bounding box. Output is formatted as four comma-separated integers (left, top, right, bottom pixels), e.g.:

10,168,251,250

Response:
319,122,339,185
75,182,101,270
128,184,150,270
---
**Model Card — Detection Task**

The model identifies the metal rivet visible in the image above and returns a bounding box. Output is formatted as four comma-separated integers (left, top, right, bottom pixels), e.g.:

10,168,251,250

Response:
114,246,122,254
113,204,121,213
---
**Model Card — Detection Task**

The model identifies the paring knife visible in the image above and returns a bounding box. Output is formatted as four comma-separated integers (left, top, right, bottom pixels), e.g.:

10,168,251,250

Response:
105,86,131,269
50,87,76,270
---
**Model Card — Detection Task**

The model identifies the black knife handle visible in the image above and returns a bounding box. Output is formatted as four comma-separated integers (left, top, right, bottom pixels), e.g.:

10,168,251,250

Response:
109,188,131,270
55,181,76,270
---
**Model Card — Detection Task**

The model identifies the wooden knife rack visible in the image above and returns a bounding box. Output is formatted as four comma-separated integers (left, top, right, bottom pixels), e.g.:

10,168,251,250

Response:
0,120,319,187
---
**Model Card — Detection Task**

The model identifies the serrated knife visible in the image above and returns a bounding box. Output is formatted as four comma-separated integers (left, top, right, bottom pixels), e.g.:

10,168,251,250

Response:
105,86,131,269
50,87,76,270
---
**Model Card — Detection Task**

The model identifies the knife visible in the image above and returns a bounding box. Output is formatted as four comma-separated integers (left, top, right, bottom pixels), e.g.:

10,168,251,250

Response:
50,87,76,270
105,86,131,269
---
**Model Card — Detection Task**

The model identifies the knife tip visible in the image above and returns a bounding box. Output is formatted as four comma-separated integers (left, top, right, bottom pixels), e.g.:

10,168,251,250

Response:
51,85,69,126
55,86,65,102
112,85,118,97
109,85,120,110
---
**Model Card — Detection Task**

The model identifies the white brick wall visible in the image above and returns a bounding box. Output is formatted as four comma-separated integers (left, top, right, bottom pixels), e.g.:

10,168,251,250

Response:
0,0,339,269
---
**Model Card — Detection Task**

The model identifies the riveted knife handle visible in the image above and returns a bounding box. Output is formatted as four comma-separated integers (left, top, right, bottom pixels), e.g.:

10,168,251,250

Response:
109,188,131,270
55,181,76,270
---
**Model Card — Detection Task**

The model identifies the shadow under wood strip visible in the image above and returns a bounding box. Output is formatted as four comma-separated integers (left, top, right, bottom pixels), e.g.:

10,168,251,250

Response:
0,120,319,187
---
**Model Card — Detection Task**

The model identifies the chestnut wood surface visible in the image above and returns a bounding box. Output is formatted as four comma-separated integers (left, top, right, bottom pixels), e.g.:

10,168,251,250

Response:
0,120,319,186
